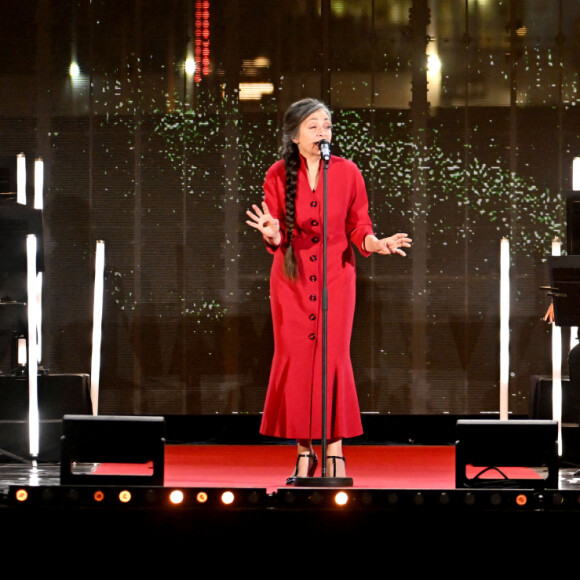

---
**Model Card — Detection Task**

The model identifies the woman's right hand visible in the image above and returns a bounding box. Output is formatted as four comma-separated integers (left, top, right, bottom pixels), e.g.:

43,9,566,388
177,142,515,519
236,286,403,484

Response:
246,202,282,247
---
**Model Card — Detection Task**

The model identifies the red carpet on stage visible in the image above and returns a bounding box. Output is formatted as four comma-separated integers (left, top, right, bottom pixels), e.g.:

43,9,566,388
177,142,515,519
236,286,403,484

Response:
94,444,542,491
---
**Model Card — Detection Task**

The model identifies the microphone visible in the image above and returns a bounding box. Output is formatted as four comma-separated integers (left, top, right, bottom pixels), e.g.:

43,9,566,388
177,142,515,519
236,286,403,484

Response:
318,139,331,162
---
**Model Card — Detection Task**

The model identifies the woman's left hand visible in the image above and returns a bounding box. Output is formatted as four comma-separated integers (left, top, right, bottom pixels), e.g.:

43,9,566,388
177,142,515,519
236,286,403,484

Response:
365,233,412,256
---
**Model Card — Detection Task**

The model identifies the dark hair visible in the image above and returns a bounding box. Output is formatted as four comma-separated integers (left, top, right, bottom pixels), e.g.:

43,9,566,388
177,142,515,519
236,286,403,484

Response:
280,98,331,280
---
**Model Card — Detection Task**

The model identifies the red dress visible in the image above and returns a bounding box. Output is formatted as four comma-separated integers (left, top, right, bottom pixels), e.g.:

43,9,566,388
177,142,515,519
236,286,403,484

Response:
259,155,375,440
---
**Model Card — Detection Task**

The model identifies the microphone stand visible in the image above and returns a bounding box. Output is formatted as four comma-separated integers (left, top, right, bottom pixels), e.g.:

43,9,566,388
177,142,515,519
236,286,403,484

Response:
295,143,353,487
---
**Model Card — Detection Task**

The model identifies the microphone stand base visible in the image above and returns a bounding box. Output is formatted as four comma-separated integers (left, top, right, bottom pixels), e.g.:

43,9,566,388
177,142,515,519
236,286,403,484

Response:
292,476,353,487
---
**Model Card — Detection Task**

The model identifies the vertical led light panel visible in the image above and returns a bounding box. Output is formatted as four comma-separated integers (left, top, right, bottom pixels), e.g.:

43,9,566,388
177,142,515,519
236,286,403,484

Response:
499,238,510,420
551,240,563,456
17,153,26,205
34,158,44,365
90,240,105,415
27,234,39,459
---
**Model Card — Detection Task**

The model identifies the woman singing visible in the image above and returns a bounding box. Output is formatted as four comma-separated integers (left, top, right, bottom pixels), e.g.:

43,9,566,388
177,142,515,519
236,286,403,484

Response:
246,98,411,484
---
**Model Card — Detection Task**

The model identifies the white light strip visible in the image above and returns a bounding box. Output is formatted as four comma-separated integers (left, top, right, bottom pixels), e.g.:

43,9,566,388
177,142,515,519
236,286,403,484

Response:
27,235,39,458
17,153,26,205
90,240,105,415
499,237,510,420
551,238,563,456
36,272,43,364
34,158,44,364
552,326,563,456
34,158,44,210
571,328,579,350
573,157,580,191
17,337,27,366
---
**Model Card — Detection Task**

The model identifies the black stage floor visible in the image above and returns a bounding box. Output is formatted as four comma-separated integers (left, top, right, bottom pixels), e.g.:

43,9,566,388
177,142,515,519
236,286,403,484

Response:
1,455,580,568
2,413,580,567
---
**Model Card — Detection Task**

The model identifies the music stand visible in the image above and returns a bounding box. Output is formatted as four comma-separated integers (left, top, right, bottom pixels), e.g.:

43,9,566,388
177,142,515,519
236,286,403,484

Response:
565,190,580,256
547,255,580,327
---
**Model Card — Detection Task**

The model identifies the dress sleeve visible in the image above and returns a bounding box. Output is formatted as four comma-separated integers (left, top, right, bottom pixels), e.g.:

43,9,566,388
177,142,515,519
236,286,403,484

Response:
346,164,374,257
263,162,286,254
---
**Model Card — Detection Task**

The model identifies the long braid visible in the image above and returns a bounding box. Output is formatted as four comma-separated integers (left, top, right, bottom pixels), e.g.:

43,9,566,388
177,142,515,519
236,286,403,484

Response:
279,98,331,281
282,144,300,280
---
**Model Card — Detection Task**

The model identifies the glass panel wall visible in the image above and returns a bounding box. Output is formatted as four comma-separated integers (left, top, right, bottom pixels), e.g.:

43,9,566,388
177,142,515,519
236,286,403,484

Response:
0,0,576,416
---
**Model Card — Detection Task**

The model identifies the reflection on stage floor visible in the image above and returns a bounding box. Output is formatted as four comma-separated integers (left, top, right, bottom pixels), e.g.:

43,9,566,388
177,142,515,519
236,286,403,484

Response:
1,454,580,492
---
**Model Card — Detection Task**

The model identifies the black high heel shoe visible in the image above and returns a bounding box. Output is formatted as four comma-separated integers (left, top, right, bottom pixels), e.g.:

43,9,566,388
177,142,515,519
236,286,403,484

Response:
326,455,346,477
286,452,319,485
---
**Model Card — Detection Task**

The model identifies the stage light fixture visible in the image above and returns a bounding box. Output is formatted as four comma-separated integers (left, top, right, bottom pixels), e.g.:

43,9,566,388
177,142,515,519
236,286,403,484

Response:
118,490,132,503
281,491,296,505
93,490,105,502
196,491,208,504
40,489,54,502
334,491,349,506
413,492,425,506
15,489,28,502
65,489,81,503
169,490,184,505
310,492,324,505
221,491,235,505
387,492,399,505
247,491,261,505
464,493,476,506
516,494,528,506
361,491,373,506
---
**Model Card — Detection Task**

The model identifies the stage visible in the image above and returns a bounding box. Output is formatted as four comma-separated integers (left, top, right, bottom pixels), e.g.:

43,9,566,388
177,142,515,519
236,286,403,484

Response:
1,443,580,567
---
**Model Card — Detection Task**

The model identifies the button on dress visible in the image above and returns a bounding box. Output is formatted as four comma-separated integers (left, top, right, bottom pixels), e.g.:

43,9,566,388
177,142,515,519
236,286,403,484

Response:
259,155,375,440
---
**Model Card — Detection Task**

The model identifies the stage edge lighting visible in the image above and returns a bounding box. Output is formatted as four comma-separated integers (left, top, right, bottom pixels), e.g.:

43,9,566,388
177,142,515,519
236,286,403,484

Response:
169,490,185,505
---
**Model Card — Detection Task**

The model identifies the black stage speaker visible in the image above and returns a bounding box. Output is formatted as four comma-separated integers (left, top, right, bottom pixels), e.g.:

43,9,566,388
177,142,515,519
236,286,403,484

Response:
529,375,580,425
565,190,580,255
455,419,559,489
60,414,165,486
0,374,91,462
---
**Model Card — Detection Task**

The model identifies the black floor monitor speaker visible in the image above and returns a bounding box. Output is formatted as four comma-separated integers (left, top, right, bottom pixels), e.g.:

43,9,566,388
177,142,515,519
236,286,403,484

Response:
455,419,559,489
60,414,165,486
